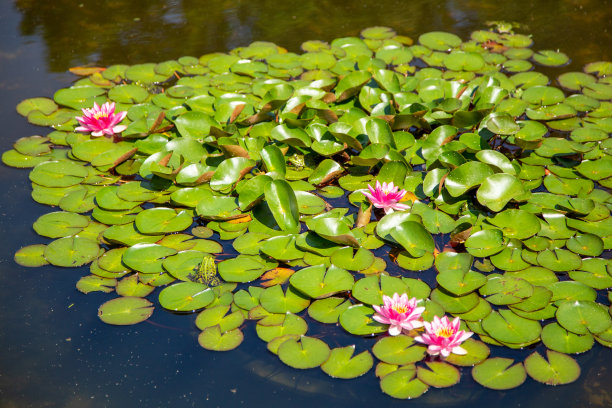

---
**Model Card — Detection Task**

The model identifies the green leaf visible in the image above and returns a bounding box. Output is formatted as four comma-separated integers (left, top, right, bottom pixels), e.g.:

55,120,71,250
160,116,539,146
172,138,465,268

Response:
321,346,374,379
278,336,331,369
98,297,154,325
524,350,580,385
472,358,526,390
264,180,300,233
198,326,244,351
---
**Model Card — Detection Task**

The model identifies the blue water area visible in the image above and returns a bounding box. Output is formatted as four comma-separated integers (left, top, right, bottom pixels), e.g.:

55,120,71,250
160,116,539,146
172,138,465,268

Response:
1,1,611,407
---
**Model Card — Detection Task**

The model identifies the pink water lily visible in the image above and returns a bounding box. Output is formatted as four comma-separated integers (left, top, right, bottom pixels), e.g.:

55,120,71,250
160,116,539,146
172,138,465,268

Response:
414,316,473,358
362,181,410,214
75,102,127,137
372,293,425,336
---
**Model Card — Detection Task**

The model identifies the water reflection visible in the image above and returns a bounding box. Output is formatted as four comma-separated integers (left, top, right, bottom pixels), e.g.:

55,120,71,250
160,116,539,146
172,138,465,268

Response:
14,0,612,71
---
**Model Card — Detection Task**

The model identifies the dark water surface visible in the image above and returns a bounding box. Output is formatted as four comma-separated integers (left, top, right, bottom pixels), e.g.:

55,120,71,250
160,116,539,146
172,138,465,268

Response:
1,1,612,407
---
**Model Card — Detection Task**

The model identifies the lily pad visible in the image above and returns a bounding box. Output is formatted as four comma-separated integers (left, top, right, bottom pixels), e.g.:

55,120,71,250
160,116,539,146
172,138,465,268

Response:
98,297,154,325
278,336,331,369
472,358,526,390
320,346,374,379
198,326,244,351
524,350,581,385
158,282,215,311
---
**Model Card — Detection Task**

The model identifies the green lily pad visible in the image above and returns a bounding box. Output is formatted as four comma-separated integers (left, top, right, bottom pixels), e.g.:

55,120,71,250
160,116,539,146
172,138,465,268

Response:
14,244,49,267
307,297,352,324
532,50,569,67
255,313,308,342
158,282,215,311
135,207,193,234
98,297,154,325
419,31,462,51
330,247,375,271
380,369,429,399
479,274,533,305
372,335,427,365
259,284,310,314
464,229,505,257
541,322,594,354
417,361,460,388
29,160,88,187
556,300,611,335
33,211,89,238
476,173,525,212
524,350,580,385
115,274,154,297
122,243,177,274
198,326,244,351
217,255,267,283
536,249,582,272
445,338,490,366
195,305,245,332
481,309,541,344
44,236,100,267
390,221,435,257
290,264,354,299
472,358,526,390
445,161,494,197
76,275,116,294
278,336,331,369
321,346,374,379
339,304,387,335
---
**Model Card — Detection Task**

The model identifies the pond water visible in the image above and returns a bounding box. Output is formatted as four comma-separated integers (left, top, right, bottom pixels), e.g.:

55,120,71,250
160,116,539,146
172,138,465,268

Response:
1,0,611,407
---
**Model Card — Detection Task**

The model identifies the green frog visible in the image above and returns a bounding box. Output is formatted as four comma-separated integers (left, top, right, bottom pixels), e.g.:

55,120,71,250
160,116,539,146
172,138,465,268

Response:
288,153,305,171
190,255,221,287
486,21,522,34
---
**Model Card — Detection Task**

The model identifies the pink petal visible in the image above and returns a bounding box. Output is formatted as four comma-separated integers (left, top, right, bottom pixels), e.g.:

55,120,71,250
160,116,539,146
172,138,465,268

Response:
451,346,467,355
112,125,127,133
388,324,402,336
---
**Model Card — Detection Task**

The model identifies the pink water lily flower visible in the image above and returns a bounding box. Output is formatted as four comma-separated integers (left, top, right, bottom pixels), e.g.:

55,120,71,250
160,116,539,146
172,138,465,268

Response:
75,102,127,137
414,316,473,358
373,293,425,336
363,181,410,214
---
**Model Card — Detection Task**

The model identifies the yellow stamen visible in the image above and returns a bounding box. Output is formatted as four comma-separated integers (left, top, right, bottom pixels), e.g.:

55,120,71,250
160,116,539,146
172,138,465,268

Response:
392,304,409,314
93,112,108,120
436,327,454,338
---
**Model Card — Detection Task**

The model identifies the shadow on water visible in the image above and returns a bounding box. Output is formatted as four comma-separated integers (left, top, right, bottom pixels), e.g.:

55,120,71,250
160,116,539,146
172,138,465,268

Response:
0,0,611,407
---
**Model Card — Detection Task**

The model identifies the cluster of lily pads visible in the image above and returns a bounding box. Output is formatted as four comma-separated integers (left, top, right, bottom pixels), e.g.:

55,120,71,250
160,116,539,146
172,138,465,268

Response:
4,24,612,399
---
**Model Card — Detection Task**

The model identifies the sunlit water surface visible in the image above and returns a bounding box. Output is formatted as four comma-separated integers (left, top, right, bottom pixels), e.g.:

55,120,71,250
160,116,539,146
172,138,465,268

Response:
0,1,611,407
